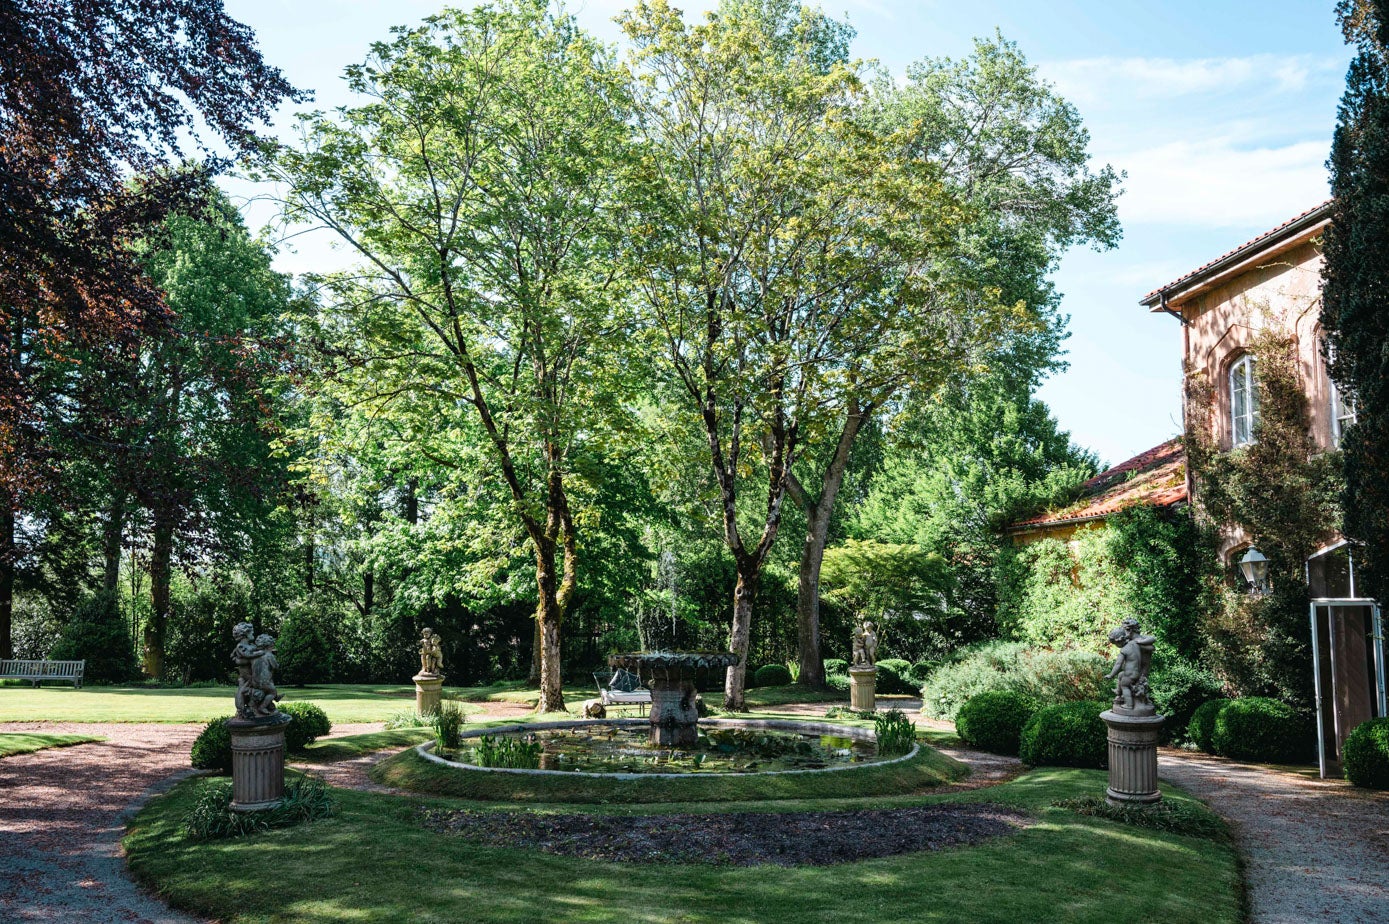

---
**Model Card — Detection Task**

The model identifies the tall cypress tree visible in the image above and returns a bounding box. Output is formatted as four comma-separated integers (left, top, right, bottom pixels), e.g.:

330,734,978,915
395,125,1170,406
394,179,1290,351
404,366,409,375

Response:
1323,0,1389,601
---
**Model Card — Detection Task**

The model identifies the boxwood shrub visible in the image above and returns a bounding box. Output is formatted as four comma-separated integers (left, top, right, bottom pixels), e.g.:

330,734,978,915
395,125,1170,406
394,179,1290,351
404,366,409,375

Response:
1020,701,1108,769
874,659,916,695
956,690,1037,756
1150,659,1224,744
190,716,233,773
824,658,849,677
1343,717,1389,789
1186,698,1230,754
1211,697,1311,764
752,664,792,688
280,702,332,751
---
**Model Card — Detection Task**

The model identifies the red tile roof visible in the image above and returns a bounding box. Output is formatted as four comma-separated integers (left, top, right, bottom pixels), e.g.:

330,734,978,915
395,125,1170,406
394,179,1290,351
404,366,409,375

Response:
1008,438,1187,533
1139,201,1332,308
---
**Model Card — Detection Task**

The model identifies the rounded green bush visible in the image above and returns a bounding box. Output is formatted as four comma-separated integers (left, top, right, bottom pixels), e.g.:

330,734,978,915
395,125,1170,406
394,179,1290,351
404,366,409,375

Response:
280,702,332,751
752,664,793,688
824,658,849,676
908,661,936,685
191,717,232,773
1343,717,1389,789
1211,697,1311,764
1019,701,1108,769
877,658,912,676
1187,698,1230,754
956,690,1037,756
1150,659,1224,745
874,663,915,695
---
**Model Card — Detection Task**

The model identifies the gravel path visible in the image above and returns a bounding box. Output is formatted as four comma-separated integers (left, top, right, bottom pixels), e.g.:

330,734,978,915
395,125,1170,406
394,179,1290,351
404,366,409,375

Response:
1158,750,1389,923
0,722,206,923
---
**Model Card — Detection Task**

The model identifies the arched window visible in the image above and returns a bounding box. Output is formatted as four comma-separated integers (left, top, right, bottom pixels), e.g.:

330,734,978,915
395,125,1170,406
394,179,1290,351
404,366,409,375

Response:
1229,353,1258,447
1326,341,1358,446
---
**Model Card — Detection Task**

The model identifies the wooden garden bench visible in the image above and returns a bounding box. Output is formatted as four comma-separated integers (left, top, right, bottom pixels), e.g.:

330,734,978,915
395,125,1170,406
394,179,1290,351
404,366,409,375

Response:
0,659,86,688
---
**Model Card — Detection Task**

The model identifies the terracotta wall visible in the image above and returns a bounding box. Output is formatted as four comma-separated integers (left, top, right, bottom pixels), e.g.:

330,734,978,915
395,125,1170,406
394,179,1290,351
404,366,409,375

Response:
1180,236,1336,453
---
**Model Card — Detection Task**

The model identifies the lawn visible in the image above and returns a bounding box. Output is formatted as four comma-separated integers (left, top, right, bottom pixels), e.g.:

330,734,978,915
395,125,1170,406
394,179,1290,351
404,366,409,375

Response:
0,681,853,725
124,765,1242,924
0,731,103,757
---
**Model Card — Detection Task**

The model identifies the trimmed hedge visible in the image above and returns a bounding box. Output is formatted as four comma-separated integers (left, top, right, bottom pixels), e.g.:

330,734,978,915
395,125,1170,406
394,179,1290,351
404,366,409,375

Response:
1210,697,1311,764
874,662,916,695
1020,701,1108,769
1343,717,1389,789
280,702,332,751
752,664,793,688
190,717,233,773
956,690,1036,756
1187,698,1230,755
908,661,936,685
1150,659,1224,745
824,658,849,676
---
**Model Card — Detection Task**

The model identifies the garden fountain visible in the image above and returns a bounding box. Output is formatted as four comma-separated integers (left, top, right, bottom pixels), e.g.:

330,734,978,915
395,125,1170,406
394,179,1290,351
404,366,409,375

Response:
608,650,739,747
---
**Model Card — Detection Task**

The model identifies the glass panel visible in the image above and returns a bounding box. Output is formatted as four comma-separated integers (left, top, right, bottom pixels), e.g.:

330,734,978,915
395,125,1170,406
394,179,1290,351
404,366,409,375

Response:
1309,545,1353,599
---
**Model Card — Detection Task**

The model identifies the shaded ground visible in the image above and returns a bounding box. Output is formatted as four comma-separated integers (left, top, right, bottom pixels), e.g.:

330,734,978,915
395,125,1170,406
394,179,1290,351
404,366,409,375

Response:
1159,750,1389,924
0,722,205,924
420,802,1032,866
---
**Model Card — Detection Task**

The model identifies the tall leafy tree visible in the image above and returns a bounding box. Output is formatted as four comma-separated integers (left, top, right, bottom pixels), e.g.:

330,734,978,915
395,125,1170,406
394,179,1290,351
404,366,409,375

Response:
786,36,1122,686
1323,0,1389,601
0,0,297,657
621,0,981,708
267,1,633,711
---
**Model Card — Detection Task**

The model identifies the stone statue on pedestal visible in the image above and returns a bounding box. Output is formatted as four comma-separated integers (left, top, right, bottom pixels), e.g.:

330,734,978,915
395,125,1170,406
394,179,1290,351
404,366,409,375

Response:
852,621,879,667
1105,617,1155,716
418,627,444,677
231,622,282,720
228,622,291,812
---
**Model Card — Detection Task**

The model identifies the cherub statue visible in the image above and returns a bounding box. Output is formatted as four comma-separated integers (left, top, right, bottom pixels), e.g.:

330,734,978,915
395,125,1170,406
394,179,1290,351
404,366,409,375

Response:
231,621,259,720
1105,618,1156,715
249,633,282,717
852,620,879,667
418,627,444,677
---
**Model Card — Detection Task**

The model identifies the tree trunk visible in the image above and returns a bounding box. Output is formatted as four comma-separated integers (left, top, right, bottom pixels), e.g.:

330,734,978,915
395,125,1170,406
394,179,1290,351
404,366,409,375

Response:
796,512,829,688
102,493,126,594
533,537,566,713
723,565,758,711
528,620,542,686
143,511,175,679
0,488,13,660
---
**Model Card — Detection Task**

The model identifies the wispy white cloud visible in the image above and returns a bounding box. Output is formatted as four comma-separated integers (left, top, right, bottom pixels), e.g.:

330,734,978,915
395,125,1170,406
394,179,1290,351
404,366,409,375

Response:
1110,137,1330,228
1040,53,1345,106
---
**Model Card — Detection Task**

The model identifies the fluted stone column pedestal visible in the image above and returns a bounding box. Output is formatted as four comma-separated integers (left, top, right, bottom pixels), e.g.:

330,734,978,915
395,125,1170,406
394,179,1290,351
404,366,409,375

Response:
849,667,878,712
414,673,444,717
1101,710,1164,805
228,713,293,812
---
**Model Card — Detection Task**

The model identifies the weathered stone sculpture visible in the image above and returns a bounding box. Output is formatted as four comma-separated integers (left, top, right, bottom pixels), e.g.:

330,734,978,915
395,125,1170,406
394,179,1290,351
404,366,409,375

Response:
849,621,879,712
1100,618,1164,805
413,627,446,716
609,651,738,748
227,623,292,812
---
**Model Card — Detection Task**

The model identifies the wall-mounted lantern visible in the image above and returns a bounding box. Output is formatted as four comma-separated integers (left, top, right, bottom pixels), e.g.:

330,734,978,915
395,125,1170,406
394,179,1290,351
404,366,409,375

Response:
1239,547,1270,594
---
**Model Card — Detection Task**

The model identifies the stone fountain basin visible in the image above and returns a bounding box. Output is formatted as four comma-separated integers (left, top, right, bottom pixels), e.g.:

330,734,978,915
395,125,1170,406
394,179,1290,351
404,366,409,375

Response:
416,717,919,780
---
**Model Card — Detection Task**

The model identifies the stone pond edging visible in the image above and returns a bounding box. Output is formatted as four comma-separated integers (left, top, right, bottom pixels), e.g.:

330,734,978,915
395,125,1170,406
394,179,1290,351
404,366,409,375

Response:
416,716,920,780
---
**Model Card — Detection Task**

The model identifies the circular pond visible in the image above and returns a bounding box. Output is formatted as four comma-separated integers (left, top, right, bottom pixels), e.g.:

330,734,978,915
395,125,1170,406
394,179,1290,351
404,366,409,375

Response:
420,718,917,779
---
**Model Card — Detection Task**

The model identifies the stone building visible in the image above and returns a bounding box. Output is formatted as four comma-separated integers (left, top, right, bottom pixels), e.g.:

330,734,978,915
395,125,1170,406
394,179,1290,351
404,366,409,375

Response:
1139,201,1384,777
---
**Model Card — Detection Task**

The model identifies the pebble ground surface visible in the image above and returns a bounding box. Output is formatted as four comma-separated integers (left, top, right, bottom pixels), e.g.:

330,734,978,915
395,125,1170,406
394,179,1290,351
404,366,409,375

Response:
3,705,1388,923
1157,749,1389,924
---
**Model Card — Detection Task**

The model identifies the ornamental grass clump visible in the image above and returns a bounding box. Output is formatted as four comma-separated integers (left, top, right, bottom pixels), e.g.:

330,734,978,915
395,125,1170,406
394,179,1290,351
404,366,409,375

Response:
433,700,465,751
1343,717,1389,789
182,775,334,841
1210,697,1311,764
1019,701,1107,769
874,708,916,756
956,690,1037,756
473,734,543,769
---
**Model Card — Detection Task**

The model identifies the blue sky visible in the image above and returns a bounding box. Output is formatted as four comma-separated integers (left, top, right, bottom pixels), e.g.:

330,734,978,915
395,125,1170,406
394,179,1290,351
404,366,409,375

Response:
223,0,1352,466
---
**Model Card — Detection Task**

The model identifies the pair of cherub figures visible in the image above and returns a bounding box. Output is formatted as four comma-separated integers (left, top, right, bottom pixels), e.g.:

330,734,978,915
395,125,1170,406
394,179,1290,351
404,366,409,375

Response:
231,622,282,720
1105,617,1156,715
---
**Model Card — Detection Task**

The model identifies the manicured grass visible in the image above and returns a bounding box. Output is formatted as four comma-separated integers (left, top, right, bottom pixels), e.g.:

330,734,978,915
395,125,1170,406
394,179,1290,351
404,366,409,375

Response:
0,684,440,724
373,739,967,804
297,728,436,764
125,767,1242,924
0,732,103,757
0,682,858,724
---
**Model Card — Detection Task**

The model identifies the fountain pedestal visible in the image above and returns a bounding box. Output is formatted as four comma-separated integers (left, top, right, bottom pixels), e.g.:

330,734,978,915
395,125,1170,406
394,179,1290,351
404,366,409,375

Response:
610,651,740,748
414,672,444,716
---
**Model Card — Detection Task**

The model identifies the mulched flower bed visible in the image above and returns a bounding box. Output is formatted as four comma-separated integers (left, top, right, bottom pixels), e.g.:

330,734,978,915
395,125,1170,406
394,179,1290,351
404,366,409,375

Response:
418,802,1032,866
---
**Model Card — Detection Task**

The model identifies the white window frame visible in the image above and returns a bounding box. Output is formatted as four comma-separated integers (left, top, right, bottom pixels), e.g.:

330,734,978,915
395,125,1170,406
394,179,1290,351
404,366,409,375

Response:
1229,353,1258,447
1326,341,1358,447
